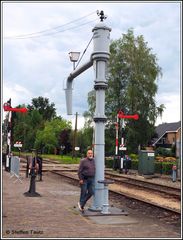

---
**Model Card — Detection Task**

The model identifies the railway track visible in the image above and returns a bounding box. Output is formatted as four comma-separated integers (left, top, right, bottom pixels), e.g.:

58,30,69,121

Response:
105,172,181,199
19,156,181,215
49,169,181,215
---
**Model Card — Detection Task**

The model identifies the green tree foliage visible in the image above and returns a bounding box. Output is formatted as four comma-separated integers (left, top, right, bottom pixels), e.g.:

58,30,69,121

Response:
76,126,94,155
58,128,72,154
3,98,72,154
105,125,116,156
28,96,56,121
34,117,72,154
11,108,44,151
85,29,165,154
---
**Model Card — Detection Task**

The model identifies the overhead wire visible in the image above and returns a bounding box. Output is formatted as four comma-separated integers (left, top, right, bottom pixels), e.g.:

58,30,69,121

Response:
4,11,98,40
75,36,93,69
5,18,98,40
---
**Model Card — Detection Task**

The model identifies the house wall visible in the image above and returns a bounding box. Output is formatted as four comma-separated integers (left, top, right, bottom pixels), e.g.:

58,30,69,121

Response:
165,129,180,144
165,129,181,158
166,132,177,144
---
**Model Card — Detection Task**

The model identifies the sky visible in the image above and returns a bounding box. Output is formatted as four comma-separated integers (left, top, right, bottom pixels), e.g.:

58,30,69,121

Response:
1,1,182,129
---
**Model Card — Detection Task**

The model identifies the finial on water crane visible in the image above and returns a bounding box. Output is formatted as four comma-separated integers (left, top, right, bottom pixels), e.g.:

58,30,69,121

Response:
97,10,107,22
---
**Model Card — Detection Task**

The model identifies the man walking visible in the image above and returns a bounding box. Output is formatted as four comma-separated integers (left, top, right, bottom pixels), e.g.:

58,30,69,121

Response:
78,149,95,212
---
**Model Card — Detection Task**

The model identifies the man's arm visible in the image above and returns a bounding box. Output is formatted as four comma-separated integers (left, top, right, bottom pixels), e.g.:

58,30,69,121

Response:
78,159,84,182
78,160,84,185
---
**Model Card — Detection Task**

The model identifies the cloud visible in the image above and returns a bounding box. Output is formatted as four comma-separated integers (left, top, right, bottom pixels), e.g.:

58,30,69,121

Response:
2,1,181,128
156,93,181,125
2,83,32,119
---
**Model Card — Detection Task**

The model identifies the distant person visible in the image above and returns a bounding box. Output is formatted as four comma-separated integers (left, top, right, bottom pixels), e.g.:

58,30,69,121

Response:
37,156,43,181
124,154,131,174
172,164,177,182
77,149,95,212
29,151,39,177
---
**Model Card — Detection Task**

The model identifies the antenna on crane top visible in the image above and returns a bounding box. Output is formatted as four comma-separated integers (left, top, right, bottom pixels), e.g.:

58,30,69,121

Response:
96,10,107,21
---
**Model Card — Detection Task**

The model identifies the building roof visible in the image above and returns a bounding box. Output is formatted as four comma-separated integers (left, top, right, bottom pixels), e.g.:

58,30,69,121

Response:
152,121,181,145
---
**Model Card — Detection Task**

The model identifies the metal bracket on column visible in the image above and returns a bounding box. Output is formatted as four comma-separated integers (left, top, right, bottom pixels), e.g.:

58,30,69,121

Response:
94,83,108,90
93,117,107,122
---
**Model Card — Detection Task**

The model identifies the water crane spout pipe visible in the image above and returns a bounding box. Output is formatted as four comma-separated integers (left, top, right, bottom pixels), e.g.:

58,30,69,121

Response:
65,59,93,115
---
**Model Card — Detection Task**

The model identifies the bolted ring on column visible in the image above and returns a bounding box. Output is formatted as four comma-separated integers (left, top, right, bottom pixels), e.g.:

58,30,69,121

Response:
93,117,107,122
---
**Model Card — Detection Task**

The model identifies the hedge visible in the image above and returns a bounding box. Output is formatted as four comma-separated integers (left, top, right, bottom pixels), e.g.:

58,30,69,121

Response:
105,158,176,175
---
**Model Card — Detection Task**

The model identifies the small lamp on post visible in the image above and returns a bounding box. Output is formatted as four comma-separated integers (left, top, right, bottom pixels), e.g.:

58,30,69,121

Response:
69,51,80,70
60,145,65,158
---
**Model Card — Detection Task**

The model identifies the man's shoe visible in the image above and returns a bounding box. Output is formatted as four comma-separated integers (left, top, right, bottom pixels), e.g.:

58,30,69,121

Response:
78,202,82,211
78,202,84,212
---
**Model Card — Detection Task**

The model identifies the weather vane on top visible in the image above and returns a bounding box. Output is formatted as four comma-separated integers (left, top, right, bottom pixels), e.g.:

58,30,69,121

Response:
97,10,107,22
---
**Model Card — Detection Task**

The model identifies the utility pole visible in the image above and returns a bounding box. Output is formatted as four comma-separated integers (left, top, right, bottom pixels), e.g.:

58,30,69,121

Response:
72,112,78,159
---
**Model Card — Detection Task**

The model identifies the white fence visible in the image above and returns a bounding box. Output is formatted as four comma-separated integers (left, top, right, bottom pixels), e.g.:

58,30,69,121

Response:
10,156,22,183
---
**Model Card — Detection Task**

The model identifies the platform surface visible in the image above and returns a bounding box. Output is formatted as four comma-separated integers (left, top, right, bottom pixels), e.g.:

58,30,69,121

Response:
2,169,181,239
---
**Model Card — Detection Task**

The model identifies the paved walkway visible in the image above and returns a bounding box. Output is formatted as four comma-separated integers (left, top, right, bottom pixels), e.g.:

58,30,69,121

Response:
2,170,181,239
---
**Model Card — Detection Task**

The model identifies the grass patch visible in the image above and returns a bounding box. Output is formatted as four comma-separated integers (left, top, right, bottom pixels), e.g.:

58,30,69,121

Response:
42,154,80,164
15,151,81,164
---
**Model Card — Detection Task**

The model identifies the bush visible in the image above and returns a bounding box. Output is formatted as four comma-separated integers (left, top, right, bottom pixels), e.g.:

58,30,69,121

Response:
155,156,165,162
104,155,176,175
154,161,163,174
164,157,176,162
129,153,138,160
131,160,138,170
161,162,174,175
105,159,114,168
155,147,173,157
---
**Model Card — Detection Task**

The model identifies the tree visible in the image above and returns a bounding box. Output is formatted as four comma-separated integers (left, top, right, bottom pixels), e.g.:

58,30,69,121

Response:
58,128,72,154
76,126,94,155
12,108,43,151
2,98,73,154
34,117,72,154
85,29,165,154
28,96,56,121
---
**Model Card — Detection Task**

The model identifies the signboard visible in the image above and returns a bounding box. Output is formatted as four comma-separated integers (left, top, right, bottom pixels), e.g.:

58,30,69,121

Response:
148,152,154,157
14,142,22,148
119,146,127,151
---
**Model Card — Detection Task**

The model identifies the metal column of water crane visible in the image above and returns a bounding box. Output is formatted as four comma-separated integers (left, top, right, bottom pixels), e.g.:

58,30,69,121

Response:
65,11,111,211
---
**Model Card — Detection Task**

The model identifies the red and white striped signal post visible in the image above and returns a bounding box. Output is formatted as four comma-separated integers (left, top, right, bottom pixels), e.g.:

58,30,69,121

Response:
114,110,139,172
3,99,28,171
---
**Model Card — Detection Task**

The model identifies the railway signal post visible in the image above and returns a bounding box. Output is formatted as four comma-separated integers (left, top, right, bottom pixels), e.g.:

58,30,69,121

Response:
114,110,139,173
3,99,28,172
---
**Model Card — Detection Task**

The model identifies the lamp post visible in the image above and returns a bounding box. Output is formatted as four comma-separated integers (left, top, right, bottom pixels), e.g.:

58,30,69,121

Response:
60,145,65,158
69,51,80,70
